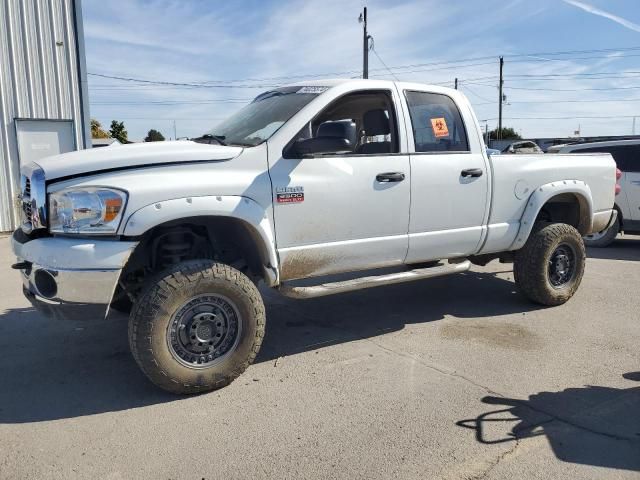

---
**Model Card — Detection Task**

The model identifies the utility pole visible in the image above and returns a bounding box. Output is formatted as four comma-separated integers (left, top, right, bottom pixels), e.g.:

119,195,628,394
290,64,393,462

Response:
633,116,637,135
454,78,458,90
173,120,177,140
498,56,504,140
359,7,369,79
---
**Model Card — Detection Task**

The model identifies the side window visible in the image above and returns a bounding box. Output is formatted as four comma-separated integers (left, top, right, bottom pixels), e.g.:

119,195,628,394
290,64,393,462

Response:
574,145,640,172
404,91,469,153
285,90,399,158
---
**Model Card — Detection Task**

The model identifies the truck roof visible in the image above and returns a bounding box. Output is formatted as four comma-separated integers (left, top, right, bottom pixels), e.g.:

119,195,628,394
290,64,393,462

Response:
282,78,459,95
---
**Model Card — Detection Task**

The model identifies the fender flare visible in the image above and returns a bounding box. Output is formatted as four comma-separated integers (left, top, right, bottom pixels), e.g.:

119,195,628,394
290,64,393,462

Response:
122,195,279,285
510,180,593,251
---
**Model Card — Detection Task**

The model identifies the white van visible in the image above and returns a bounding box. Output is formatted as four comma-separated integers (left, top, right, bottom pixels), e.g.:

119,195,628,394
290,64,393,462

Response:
549,139,640,246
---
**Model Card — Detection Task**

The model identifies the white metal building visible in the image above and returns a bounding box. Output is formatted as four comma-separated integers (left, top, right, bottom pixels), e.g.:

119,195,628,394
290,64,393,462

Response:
0,0,90,231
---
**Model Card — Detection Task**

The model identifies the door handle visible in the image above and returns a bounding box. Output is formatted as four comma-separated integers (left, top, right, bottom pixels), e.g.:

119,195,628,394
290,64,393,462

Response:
461,168,483,178
376,172,405,183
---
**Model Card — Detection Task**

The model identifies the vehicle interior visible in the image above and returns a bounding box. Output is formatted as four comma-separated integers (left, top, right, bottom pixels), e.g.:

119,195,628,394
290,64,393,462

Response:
286,90,398,157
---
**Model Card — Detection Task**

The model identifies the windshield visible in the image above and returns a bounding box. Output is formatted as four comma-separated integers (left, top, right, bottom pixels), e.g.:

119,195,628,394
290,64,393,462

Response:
205,86,327,147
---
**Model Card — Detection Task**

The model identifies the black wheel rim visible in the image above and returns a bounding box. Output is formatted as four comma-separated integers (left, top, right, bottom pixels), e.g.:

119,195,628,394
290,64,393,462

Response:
167,294,241,368
548,243,576,288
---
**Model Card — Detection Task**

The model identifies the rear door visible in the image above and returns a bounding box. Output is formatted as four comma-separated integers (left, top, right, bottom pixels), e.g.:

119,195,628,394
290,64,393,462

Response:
400,89,490,263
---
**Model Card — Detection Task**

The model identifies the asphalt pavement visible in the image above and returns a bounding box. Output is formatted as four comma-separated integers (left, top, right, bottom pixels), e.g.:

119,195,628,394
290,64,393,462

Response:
0,234,638,479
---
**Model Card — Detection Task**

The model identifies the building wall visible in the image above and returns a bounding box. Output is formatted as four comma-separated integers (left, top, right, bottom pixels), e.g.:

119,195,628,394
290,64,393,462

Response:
0,0,89,231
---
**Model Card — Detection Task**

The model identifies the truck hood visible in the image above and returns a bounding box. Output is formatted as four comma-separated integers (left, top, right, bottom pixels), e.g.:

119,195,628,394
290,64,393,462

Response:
34,140,243,181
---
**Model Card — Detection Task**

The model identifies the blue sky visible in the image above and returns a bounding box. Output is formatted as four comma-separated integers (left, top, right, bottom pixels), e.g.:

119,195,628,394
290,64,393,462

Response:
83,0,640,141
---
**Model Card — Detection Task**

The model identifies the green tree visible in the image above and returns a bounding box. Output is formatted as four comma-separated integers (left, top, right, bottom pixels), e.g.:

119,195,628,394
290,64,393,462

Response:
489,127,521,141
91,119,110,139
144,129,165,142
109,120,128,143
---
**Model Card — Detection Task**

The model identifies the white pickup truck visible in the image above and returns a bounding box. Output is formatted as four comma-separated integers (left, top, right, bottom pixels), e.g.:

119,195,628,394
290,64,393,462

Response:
12,79,618,394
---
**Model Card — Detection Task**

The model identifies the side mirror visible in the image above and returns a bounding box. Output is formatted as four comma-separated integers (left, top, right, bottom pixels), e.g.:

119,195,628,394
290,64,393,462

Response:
292,137,351,157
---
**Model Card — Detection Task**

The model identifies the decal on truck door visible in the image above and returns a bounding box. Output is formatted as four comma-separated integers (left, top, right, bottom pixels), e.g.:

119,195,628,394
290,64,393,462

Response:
430,117,449,138
276,186,305,204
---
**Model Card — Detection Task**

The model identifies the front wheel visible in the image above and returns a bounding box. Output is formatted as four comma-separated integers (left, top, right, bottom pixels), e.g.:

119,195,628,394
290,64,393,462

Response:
514,222,586,306
129,260,265,394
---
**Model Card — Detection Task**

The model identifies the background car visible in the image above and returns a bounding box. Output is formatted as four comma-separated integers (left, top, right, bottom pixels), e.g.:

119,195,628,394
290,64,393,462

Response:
502,140,544,154
548,139,640,247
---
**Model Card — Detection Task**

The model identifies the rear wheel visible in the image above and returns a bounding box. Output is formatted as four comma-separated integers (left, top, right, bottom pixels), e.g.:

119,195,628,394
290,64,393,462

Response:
128,260,265,394
583,215,619,248
514,222,585,306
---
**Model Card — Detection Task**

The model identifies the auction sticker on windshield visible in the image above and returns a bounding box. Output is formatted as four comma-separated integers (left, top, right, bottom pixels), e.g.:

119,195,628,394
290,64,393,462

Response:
297,86,329,94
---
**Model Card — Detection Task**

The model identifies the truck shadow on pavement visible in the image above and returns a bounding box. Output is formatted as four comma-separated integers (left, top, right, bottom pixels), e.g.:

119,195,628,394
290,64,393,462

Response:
257,268,543,362
586,237,640,262
0,268,541,424
456,372,640,472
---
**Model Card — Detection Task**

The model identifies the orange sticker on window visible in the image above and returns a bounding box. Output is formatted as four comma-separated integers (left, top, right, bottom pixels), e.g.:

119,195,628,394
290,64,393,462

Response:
431,117,449,138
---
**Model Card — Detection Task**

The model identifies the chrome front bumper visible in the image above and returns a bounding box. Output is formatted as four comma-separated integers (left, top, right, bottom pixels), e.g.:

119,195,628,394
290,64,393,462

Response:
11,231,138,320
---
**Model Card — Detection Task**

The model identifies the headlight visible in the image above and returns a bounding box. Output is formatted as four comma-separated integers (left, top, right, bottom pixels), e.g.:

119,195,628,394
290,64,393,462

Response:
49,188,127,234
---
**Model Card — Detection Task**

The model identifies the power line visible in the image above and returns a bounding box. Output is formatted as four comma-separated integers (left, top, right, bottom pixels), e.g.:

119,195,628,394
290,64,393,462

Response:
505,85,640,92
506,70,640,78
370,46,400,81
459,84,495,103
87,45,640,89
484,115,640,120
88,72,278,89
90,99,250,105
504,98,640,104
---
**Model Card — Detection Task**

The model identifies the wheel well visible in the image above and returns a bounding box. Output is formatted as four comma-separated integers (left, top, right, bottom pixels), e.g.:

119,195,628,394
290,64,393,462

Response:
117,216,268,302
536,193,591,235
613,203,623,229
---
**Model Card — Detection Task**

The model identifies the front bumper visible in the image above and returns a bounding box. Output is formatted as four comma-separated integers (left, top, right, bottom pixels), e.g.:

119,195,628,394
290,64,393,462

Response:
11,231,138,320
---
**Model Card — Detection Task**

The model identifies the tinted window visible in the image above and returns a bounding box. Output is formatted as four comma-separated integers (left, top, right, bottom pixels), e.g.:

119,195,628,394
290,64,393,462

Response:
404,91,469,152
285,90,399,158
573,145,640,172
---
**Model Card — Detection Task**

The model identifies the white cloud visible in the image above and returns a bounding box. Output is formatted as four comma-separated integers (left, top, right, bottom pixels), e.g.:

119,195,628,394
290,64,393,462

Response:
562,0,640,34
83,0,640,140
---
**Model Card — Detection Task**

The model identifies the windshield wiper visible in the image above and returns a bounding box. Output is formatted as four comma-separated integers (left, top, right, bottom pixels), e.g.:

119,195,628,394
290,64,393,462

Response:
192,134,227,146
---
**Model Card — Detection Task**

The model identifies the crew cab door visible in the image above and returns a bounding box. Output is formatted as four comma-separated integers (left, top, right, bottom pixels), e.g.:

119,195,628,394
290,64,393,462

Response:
399,89,490,263
267,87,410,281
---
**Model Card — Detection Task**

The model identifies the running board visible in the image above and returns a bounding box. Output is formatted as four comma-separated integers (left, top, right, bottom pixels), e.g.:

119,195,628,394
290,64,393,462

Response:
278,260,471,299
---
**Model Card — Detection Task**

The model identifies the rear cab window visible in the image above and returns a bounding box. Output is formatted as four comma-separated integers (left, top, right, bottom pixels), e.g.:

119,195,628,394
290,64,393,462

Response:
404,91,469,153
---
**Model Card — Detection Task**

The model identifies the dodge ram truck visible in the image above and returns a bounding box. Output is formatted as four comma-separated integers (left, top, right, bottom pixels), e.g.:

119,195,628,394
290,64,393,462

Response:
11,79,618,394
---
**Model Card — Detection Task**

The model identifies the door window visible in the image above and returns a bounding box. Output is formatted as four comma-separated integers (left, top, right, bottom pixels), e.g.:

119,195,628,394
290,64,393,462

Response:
284,90,399,158
404,91,469,153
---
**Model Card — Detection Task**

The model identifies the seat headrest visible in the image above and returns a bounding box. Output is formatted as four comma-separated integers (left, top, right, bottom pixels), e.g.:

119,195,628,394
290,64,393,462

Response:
317,120,356,145
362,109,390,136
317,120,355,138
